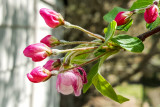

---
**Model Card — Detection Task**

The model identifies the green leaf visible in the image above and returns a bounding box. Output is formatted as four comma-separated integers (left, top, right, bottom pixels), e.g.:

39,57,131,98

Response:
105,20,117,42
130,0,154,11
92,74,129,103
117,19,133,31
146,17,160,30
103,7,127,23
111,35,144,53
83,62,99,93
94,20,117,54
83,50,119,93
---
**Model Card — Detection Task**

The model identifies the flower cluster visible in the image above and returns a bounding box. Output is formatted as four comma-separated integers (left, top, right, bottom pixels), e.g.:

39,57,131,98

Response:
23,1,159,98
23,8,89,96
114,3,159,26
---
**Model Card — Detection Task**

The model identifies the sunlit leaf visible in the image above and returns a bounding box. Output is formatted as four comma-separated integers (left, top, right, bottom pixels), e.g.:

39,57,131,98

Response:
83,62,99,93
105,20,117,42
130,0,154,11
111,35,144,52
83,50,119,93
92,74,129,103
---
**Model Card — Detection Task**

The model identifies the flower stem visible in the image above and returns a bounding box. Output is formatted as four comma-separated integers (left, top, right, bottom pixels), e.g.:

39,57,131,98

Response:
64,21,105,42
132,8,146,14
59,47,98,53
55,46,109,54
57,40,102,46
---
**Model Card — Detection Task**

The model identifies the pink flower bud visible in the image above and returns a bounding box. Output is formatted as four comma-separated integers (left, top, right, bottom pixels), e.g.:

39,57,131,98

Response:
40,35,60,47
23,43,52,62
43,59,61,71
56,67,87,96
40,8,64,28
144,5,159,24
115,11,133,26
27,66,51,83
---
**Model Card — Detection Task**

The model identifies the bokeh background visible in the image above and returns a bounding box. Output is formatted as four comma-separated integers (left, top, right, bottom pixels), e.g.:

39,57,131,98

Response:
0,0,160,107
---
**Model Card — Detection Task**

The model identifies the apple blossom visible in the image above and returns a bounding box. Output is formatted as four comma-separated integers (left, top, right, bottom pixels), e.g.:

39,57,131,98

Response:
40,35,60,47
23,43,52,62
56,67,87,96
27,66,51,83
43,59,61,71
115,11,133,26
144,4,159,23
40,8,64,28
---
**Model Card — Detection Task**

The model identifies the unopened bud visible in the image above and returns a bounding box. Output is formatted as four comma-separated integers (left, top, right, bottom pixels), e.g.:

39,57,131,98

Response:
23,43,52,62
144,4,159,24
43,59,61,71
40,8,64,28
114,11,133,26
27,66,52,83
40,35,60,47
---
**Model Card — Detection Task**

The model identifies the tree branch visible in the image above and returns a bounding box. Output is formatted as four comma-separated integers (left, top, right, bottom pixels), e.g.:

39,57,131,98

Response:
137,26,160,41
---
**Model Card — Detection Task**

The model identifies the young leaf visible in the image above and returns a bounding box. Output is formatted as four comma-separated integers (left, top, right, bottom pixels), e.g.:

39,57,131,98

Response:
83,50,119,93
146,17,160,30
103,7,127,23
111,35,144,53
117,19,133,31
130,0,154,11
83,62,99,93
92,73,129,103
105,20,117,42
94,20,117,54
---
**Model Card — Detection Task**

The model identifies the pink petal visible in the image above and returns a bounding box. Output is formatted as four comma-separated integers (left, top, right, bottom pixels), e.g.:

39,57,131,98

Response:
77,67,87,84
39,8,61,28
73,75,83,96
56,74,74,95
61,71,77,85
40,35,52,47
31,52,48,62
27,66,49,83
59,84,74,95
43,59,55,71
